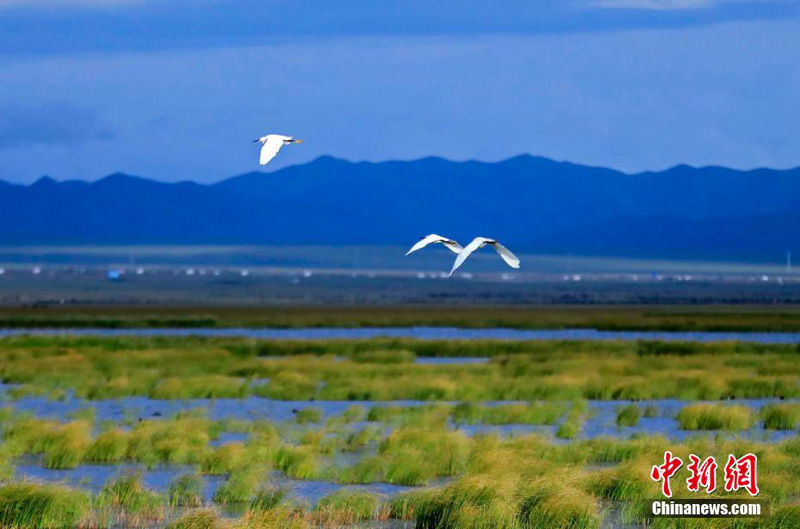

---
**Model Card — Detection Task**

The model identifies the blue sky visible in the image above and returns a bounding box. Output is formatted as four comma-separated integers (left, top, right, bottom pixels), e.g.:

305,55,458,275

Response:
0,0,798,183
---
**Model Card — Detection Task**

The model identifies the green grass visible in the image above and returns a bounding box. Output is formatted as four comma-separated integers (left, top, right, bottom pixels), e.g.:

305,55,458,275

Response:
642,404,659,418
294,407,322,425
6,336,800,401
762,403,800,430
201,443,246,475
166,509,228,529
213,467,264,505
556,400,588,439
0,482,90,529
3,416,800,527
95,473,164,524
168,473,204,507
452,401,566,425
273,446,319,480
314,490,379,526
250,486,287,511
85,428,128,462
677,404,756,431
616,404,641,427
8,332,800,527
8,304,800,332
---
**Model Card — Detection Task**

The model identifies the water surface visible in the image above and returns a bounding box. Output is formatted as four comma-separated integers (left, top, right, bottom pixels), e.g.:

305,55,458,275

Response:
3,327,800,343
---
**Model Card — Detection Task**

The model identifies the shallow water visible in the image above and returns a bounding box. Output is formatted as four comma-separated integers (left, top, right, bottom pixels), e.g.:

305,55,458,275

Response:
4,391,800,441
4,326,800,343
13,456,416,507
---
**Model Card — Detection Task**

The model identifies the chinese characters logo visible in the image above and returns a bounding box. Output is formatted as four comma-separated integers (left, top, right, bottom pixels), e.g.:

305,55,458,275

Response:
651,452,758,498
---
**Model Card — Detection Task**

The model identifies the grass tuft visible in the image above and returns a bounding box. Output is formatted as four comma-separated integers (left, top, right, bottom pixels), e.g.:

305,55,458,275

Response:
677,404,755,431
0,482,90,529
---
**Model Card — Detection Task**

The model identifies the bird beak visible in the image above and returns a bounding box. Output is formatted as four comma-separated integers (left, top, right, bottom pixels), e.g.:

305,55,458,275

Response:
293,139,303,143
252,139,260,143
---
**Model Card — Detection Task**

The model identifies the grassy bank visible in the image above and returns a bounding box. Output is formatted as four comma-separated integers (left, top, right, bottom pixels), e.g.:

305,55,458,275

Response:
3,304,800,331
2,429,800,528
3,336,800,401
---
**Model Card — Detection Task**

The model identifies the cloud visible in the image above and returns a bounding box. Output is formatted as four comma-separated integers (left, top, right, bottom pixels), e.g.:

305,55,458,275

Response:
0,103,113,150
587,0,764,9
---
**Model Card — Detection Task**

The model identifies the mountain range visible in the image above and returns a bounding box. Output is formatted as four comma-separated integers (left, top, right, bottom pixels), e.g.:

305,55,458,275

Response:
2,154,800,263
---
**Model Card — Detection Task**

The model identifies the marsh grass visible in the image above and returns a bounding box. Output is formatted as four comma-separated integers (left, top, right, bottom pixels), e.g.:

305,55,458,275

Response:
342,425,380,452
7,335,800,527
677,404,755,431
294,407,322,425
11,304,800,332
274,446,319,480
213,467,265,505
168,473,204,507
238,504,309,529
556,401,588,439
202,443,246,475
314,490,380,526
0,482,90,529
642,404,659,418
349,349,415,364
249,486,287,511
166,509,229,529
366,404,450,427
761,403,800,430
616,404,641,427
452,401,566,425
7,336,800,401
3,420,800,528
85,428,127,462
327,405,365,426
38,421,92,469
95,473,165,524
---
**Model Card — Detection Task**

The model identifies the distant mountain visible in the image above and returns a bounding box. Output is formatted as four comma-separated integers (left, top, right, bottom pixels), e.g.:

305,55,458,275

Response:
2,154,800,262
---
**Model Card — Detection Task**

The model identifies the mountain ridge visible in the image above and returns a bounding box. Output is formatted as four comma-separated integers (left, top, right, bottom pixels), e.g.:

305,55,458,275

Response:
3,154,800,263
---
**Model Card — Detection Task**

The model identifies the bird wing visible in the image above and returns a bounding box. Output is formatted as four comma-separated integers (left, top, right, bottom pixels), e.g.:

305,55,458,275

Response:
405,234,461,256
490,241,520,269
448,237,490,276
259,136,285,165
442,240,464,254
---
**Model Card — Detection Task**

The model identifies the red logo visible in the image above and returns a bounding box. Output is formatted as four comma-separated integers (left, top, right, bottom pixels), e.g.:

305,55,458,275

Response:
724,453,759,496
653,452,758,497
651,451,684,498
686,455,718,494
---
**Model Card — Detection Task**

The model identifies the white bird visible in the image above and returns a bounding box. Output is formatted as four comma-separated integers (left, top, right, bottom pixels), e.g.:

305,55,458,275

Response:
449,237,520,276
253,134,303,165
405,234,464,256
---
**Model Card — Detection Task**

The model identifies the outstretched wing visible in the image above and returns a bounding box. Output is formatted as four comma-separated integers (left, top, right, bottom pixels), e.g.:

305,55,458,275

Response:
405,234,462,256
490,241,520,269
448,237,490,276
441,240,464,254
259,136,284,165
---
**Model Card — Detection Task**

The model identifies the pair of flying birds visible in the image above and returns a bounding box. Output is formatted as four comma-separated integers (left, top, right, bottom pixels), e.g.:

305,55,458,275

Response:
254,134,521,275
406,235,520,277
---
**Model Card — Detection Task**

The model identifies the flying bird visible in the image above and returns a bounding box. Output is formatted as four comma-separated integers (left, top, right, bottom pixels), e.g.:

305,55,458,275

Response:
253,134,303,165
449,237,520,276
405,234,464,256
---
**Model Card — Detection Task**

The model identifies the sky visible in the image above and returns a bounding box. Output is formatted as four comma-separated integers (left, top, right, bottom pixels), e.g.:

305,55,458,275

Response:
0,1,798,183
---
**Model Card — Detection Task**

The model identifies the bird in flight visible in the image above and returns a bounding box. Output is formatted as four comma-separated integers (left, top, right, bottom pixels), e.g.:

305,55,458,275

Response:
449,237,520,277
405,234,464,256
253,134,303,165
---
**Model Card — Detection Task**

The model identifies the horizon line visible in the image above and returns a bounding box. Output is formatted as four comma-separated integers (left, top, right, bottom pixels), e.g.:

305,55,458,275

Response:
6,153,800,187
